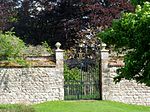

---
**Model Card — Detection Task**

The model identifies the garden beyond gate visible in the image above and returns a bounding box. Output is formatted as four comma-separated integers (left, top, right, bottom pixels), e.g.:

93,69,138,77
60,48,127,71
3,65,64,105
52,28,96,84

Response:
64,44,102,100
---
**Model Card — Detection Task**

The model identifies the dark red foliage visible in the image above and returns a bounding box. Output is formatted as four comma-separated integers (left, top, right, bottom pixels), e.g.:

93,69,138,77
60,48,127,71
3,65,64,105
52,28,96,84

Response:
0,0,16,31
11,0,134,48
81,0,134,27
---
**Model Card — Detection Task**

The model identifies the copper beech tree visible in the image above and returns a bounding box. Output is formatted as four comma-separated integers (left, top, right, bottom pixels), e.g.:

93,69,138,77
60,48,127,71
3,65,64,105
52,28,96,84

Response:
1,0,134,48
0,0,17,31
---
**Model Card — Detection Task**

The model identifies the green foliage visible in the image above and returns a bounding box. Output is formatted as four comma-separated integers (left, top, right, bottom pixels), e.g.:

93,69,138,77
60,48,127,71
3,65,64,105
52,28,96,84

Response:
98,2,150,86
64,64,81,81
7,57,29,67
131,0,147,5
23,42,53,57
0,31,54,66
41,41,53,54
0,31,26,63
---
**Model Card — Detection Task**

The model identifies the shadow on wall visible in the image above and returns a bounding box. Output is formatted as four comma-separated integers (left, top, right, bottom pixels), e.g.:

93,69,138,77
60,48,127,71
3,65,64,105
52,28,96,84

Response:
0,69,10,92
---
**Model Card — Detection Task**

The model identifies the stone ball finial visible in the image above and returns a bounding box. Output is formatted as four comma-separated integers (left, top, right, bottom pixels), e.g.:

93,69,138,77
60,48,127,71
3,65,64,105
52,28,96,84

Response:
55,42,61,49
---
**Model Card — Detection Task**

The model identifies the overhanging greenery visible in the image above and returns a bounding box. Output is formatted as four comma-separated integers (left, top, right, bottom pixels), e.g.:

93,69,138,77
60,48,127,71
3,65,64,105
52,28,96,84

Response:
99,2,150,86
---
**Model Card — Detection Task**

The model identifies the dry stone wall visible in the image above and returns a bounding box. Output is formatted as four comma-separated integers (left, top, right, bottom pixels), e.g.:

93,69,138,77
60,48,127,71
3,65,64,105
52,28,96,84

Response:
102,66,150,106
0,67,64,104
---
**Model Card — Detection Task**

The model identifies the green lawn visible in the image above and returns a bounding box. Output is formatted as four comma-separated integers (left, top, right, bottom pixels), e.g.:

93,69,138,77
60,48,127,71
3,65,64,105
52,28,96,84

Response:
33,101,150,112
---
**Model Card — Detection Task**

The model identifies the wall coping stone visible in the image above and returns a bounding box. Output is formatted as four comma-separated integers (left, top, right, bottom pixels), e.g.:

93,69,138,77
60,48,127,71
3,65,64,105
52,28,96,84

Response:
108,61,124,67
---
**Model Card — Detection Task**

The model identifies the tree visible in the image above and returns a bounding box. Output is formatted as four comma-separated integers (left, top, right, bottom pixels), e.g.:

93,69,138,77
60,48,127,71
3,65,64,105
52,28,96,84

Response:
0,31,26,64
0,0,17,31
13,0,134,48
131,0,147,5
99,2,150,86
13,0,82,47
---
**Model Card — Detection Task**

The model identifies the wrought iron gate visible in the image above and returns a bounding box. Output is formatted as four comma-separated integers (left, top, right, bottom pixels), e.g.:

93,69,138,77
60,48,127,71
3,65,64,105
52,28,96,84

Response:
64,58,101,100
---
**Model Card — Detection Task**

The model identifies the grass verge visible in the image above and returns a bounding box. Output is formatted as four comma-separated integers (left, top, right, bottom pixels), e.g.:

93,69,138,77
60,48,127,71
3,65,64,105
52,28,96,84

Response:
33,100,150,112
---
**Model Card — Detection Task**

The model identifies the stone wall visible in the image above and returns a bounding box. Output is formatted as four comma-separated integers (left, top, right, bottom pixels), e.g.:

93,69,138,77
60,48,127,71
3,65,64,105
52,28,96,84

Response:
102,66,150,106
101,43,150,106
0,42,64,104
0,67,64,104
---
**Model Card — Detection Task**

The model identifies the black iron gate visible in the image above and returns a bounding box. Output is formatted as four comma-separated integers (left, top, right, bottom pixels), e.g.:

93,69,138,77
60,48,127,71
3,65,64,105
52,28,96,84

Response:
64,58,101,100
